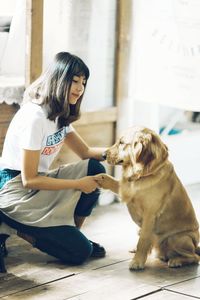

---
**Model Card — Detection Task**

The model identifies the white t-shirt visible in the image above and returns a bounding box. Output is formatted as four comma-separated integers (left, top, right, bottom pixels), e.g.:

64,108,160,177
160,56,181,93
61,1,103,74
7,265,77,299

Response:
0,102,74,172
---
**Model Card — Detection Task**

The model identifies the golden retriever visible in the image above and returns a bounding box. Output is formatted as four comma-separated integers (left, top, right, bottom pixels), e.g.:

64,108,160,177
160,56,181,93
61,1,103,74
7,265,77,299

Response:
96,126,200,270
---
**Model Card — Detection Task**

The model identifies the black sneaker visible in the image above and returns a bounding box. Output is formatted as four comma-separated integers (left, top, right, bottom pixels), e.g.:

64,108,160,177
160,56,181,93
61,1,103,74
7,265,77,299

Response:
90,240,106,258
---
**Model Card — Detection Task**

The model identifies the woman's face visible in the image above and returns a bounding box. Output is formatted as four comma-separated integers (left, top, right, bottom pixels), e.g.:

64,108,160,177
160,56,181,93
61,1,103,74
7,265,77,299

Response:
68,75,86,104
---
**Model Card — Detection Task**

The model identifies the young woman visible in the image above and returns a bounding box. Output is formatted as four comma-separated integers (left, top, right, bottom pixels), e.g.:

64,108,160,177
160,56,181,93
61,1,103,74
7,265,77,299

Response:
0,52,107,271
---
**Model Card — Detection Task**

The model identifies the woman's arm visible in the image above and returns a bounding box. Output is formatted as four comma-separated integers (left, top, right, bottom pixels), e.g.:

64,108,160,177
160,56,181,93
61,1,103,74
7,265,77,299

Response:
21,149,98,192
64,130,107,161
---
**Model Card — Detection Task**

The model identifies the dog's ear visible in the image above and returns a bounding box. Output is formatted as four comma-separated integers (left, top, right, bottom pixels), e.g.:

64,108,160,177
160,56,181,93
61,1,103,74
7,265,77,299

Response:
133,142,143,162
128,142,142,165
124,132,156,180
133,133,155,165
140,132,168,175
151,135,169,162
125,144,144,180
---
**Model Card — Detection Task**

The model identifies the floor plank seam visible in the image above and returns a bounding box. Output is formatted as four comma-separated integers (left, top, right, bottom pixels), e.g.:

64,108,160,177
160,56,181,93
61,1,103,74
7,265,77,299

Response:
91,258,130,271
161,275,200,289
63,291,89,300
130,288,162,300
163,288,200,299
0,273,76,299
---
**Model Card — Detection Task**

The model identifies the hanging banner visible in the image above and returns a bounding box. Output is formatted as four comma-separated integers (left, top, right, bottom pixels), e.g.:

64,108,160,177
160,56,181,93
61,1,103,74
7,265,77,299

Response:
132,0,200,111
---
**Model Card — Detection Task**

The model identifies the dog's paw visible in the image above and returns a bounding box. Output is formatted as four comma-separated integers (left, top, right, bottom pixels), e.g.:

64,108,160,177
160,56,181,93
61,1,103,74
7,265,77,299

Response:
94,174,117,191
129,259,145,270
168,258,182,268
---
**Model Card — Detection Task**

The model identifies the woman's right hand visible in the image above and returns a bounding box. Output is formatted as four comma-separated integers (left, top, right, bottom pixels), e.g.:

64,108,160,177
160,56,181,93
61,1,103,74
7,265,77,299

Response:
75,176,99,194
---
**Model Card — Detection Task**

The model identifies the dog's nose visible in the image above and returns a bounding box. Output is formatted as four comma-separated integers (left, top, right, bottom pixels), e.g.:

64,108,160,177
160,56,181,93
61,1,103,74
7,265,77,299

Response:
102,151,107,160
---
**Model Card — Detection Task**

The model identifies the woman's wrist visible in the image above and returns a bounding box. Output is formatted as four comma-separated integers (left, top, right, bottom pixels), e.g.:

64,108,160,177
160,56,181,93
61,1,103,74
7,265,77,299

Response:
70,179,80,190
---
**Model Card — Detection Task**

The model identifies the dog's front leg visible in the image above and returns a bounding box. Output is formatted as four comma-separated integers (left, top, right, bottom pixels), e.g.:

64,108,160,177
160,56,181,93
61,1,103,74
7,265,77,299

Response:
94,174,119,194
129,215,154,270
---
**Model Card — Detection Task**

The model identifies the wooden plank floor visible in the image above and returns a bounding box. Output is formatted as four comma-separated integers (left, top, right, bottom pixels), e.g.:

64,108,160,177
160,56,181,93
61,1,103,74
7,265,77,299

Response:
0,183,200,299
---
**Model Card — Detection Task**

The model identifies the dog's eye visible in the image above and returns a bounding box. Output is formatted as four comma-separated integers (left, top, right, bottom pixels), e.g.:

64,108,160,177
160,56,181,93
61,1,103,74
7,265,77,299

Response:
119,140,125,145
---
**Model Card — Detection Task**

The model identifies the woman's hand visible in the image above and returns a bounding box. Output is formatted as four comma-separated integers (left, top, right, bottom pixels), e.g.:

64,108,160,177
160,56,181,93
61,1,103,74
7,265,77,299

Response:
75,176,99,194
94,173,119,194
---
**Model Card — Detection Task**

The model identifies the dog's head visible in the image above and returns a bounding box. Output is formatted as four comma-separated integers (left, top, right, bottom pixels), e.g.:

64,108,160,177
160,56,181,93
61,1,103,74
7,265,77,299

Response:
106,126,168,180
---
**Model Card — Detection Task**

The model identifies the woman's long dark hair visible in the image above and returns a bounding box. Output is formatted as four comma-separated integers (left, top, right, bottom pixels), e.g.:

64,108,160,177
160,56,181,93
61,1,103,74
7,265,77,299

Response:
23,52,90,128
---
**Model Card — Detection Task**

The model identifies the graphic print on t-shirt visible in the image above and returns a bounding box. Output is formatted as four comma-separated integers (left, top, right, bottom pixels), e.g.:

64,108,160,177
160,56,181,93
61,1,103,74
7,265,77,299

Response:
41,127,66,155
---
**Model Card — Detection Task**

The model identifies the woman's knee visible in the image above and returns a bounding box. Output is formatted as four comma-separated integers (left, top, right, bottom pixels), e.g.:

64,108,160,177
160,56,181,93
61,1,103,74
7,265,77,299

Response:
88,158,106,176
68,239,93,265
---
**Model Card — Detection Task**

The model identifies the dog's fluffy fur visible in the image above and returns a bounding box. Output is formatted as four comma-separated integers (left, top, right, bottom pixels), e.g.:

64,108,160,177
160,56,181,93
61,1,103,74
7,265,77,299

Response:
96,126,200,270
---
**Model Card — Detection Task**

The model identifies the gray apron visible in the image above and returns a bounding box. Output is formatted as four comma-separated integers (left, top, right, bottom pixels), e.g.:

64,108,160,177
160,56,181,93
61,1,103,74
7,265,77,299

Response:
0,160,89,227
